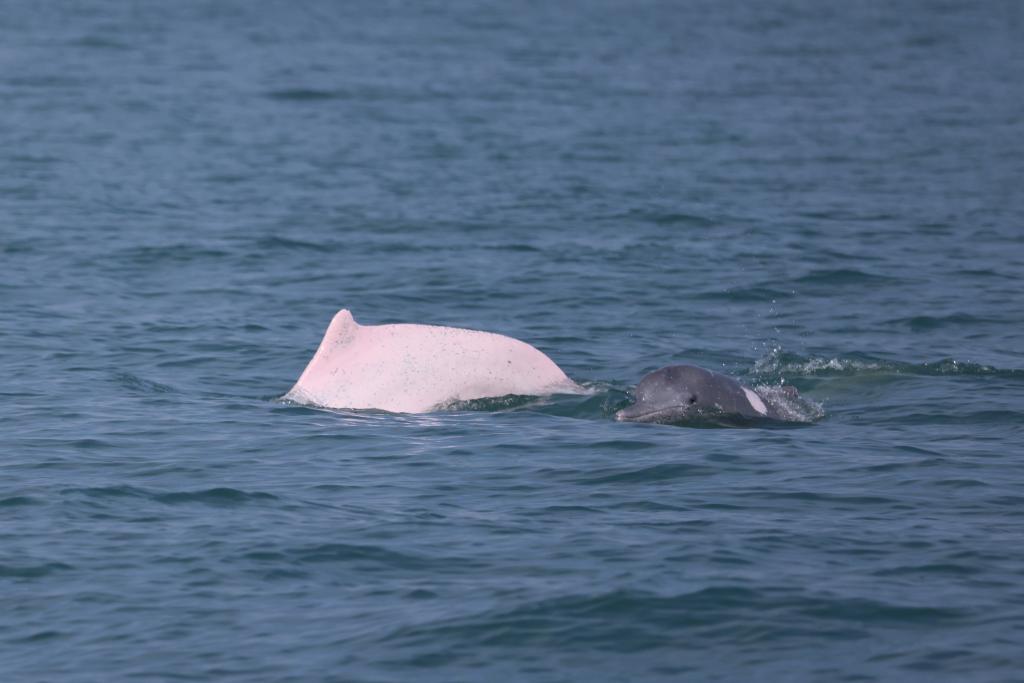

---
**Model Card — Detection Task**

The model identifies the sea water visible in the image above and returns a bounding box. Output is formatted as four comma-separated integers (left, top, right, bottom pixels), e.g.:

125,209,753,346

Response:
2,1,1024,680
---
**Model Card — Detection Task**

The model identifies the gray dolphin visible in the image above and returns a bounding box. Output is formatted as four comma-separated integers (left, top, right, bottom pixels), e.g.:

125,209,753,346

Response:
616,364,795,423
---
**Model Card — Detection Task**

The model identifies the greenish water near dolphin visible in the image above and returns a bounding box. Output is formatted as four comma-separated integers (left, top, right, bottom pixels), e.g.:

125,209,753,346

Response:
2,1,1024,681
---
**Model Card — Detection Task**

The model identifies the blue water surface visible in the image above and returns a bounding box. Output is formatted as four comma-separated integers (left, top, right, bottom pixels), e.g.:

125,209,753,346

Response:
3,1,1024,681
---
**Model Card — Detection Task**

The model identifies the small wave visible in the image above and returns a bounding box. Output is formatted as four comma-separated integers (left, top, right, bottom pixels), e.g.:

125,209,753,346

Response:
746,490,896,505
0,495,41,507
381,587,755,650
753,349,1022,380
114,372,176,394
610,208,718,227
0,562,73,579
873,410,1024,427
886,313,1001,331
295,543,424,567
642,211,717,227
154,488,278,506
578,462,716,485
792,268,902,285
10,630,66,644
283,542,484,573
114,244,230,265
255,236,331,251
481,243,544,253
3,240,37,254
952,268,1018,280
266,88,345,101
60,486,277,507
61,485,149,499
873,563,981,577
380,586,965,653
695,287,796,302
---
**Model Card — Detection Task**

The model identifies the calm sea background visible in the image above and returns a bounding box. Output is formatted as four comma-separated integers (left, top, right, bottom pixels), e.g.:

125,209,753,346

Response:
3,1,1024,681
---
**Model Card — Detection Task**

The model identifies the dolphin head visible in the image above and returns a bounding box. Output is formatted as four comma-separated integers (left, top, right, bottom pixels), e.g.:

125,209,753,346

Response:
615,365,714,423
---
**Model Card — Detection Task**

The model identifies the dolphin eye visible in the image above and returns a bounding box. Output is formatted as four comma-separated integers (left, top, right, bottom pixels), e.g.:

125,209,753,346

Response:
688,395,697,404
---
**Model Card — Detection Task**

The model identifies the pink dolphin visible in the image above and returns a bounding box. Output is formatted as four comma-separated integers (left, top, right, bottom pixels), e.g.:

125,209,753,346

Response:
285,309,582,413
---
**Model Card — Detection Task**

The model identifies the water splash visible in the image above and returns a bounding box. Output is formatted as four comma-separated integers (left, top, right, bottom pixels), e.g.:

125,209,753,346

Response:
753,384,825,423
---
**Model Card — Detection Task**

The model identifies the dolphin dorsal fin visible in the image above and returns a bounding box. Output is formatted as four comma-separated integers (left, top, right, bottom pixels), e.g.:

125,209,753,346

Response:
321,309,359,345
300,309,360,379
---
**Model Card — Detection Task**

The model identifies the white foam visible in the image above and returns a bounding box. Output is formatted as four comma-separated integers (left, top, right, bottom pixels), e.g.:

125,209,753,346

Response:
753,384,826,423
